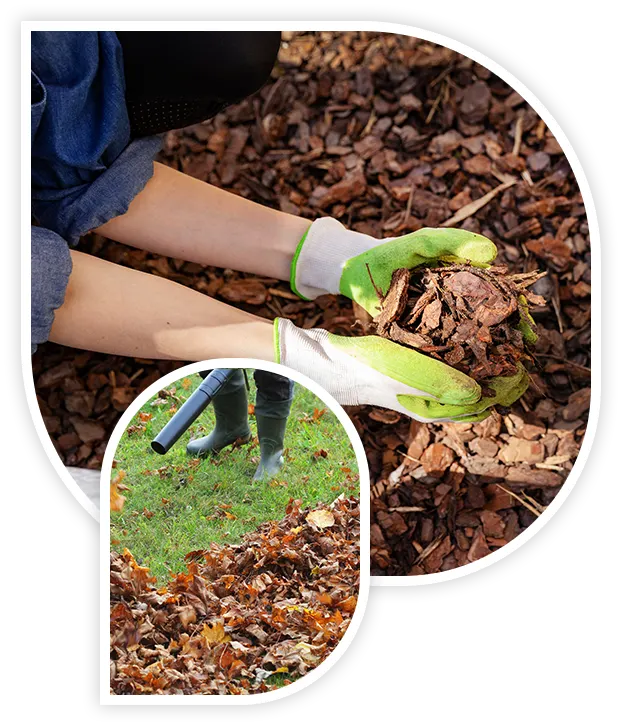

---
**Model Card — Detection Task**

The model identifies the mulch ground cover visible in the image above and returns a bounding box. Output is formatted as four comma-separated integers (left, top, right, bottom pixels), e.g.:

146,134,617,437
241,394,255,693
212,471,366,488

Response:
110,496,359,695
33,31,591,576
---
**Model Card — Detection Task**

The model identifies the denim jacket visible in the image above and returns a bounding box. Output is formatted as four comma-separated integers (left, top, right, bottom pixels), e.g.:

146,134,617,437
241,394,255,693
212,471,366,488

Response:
31,31,162,352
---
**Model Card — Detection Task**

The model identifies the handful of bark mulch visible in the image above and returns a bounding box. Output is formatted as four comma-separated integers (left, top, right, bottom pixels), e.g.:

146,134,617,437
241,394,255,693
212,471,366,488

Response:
110,496,359,696
373,263,545,386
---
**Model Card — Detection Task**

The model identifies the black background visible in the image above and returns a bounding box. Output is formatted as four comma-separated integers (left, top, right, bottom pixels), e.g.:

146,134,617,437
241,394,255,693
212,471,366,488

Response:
23,19,600,704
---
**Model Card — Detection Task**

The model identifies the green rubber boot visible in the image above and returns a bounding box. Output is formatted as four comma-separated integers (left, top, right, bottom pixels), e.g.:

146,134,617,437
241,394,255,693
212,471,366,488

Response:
253,412,290,481
186,370,251,456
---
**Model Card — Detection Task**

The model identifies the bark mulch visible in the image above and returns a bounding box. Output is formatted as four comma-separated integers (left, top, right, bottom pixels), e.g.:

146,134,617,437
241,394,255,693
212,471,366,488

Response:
33,32,591,576
371,263,545,384
110,496,359,695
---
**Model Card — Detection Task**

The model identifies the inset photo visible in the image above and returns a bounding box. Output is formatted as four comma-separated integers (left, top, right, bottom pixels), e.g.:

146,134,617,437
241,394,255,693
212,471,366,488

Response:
102,361,368,701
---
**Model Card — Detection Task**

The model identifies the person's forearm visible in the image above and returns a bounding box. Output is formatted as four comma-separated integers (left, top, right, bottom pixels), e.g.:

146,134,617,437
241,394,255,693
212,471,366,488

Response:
49,251,275,361
95,162,311,281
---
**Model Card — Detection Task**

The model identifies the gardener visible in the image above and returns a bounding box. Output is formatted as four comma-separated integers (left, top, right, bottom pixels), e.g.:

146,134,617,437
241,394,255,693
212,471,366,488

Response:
31,30,528,424
188,369,293,481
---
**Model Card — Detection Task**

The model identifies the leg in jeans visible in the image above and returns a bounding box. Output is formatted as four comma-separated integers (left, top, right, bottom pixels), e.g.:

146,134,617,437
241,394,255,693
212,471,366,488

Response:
50,32,295,364
252,371,294,480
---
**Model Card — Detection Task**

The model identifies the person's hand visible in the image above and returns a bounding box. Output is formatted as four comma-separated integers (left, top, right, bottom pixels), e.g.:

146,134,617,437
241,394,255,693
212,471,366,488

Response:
291,218,497,315
286,220,533,421
275,319,495,422
401,363,530,423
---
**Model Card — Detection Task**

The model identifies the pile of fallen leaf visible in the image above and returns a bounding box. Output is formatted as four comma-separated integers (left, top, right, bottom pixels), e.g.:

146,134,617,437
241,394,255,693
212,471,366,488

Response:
110,496,359,695
373,264,544,383
33,32,591,575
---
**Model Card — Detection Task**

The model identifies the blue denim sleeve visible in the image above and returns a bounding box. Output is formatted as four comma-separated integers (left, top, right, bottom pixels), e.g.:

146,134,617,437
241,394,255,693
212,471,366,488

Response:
31,226,73,354
31,31,162,245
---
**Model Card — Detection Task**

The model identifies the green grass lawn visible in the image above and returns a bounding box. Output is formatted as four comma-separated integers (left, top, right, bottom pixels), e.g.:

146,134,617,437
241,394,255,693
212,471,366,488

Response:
110,371,359,583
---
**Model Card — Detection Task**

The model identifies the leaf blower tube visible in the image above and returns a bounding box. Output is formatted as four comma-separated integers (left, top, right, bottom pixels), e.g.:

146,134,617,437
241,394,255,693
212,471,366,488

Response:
150,369,236,455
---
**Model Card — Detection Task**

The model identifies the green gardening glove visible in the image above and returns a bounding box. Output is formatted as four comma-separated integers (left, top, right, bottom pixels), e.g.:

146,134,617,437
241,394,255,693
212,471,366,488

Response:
291,218,497,315
399,363,530,423
274,320,530,423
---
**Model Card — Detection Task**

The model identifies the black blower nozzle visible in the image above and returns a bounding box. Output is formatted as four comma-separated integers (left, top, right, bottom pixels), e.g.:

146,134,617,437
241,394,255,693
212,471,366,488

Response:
150,368,235,455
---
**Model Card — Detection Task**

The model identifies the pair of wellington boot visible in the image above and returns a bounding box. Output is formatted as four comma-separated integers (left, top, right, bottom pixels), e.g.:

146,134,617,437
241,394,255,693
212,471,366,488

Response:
186,371,291,481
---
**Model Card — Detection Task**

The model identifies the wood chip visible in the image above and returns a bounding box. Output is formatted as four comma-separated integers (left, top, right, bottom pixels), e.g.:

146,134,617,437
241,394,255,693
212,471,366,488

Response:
441,180,516,227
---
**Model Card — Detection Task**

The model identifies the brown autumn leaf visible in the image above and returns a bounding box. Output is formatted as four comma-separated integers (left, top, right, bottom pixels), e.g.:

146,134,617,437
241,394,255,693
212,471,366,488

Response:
126,424,145,436
201,621,231,646
119,548,156,592
306,509,335,529
178,605,197,629
110,470,127,512
336,595,357,613
298,407,327,424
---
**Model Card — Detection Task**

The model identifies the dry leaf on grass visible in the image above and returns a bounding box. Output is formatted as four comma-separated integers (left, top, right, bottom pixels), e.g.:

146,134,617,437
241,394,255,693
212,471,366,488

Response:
110,470,127,512
306,509,336,529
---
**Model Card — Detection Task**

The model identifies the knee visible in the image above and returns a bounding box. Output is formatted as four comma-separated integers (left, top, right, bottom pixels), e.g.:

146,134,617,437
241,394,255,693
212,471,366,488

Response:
254,370,293,401
118,30,280,104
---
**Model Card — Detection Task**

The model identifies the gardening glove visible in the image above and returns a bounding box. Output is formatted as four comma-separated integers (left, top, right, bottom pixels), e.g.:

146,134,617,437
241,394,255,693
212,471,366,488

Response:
275,319,490,423
291,218,498,315
400,363,531,423
289,219,534,419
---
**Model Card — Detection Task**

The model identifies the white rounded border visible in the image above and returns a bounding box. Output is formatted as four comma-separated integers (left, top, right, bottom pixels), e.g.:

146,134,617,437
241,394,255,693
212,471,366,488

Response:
99,357,370,705
22,21,599,589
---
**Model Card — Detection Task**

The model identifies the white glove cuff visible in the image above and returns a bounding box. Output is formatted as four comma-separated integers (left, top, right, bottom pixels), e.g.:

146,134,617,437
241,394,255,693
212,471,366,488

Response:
293,217,379,300
276,318,361,405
